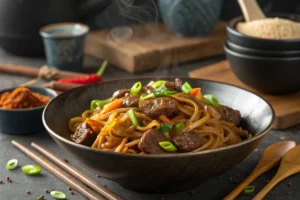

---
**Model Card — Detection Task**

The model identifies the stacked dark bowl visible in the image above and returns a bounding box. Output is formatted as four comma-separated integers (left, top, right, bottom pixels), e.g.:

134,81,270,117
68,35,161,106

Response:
225,13,300,94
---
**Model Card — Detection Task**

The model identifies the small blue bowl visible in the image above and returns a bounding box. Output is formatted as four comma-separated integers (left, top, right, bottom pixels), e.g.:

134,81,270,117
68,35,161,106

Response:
40,23,89,72
0,87,57,134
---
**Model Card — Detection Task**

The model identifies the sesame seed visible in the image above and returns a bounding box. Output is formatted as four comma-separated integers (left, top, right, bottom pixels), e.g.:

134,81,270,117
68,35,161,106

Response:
26,190,31,194
71,191,75,195
45,189,50,193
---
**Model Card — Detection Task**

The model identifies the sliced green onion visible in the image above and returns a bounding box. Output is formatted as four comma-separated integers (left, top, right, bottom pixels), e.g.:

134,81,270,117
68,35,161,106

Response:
175,122,184,131
181,82,192,94
21,165,42,175
128,109,140,128
153,90,177,97
160,123,173,133
140,93,155,100
130,81,142,96
203,94,219,107
164,90,177,96
6,159,18,170
243,185,255,194
159,141,177,152
153,80,166,88
50,191,66,199
90,97,112,110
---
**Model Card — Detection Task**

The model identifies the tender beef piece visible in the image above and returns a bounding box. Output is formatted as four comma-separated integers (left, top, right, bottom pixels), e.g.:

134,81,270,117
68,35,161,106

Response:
138,129,169,154
216,105,241,126
122,94,140,107
165,78,183,92
71,122,97,146
112,89,130,100
141,85,154,94
172,132,203,152
139,97,178,118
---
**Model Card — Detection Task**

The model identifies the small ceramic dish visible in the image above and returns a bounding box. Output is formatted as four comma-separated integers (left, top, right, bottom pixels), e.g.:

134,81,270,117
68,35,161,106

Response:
0,87,57,134
39,23,89,72
224,44,300,94
227,13,300,51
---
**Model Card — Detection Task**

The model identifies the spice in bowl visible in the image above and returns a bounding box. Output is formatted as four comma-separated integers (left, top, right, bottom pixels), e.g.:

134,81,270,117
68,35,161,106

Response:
237,17,300,40
0,87,51,109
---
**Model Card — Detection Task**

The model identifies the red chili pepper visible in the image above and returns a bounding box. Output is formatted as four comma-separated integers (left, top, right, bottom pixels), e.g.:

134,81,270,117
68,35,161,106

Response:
57,60,108,84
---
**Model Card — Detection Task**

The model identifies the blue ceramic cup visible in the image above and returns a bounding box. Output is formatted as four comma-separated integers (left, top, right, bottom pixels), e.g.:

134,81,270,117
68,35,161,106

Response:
40,23,89,72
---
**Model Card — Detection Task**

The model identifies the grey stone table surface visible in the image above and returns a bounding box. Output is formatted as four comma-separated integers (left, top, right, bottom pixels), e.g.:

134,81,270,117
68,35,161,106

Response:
0,48,300,200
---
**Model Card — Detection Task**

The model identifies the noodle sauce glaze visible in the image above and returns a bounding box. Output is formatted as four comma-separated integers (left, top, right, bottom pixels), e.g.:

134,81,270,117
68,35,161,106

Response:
69,78,250,154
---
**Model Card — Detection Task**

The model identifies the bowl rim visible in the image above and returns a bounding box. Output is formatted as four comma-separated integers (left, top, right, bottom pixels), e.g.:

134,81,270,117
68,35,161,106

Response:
43,77,275,158
0,86,57,112
226,40,300,55
225,43,300,60
39,22,90,39
227,13,300,43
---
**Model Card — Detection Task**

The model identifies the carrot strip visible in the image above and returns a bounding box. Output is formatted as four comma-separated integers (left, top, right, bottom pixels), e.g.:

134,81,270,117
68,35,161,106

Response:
159,115,173,124
190,88,200,97
101,98,123,114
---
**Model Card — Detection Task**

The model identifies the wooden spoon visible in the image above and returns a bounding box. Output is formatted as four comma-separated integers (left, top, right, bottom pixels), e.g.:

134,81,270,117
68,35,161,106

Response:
224,141,296,200
253,145,300,200
238,0,266,22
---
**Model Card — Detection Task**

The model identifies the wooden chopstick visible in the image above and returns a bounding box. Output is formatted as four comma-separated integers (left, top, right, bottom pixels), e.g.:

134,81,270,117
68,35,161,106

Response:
31,142,122,200
11,140,106,200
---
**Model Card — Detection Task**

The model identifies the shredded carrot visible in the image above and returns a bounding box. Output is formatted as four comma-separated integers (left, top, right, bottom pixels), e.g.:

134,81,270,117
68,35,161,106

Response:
101,98,123,114
191,88,203,101
190,88,200,97
85,118,103,133
159,115,173,124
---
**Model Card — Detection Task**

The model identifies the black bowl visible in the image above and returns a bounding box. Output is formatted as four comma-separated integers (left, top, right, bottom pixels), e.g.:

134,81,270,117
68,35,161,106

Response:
224,44,300,94
43,78,275,193
227,41,300,57
227,13,300,51
0,87,57,134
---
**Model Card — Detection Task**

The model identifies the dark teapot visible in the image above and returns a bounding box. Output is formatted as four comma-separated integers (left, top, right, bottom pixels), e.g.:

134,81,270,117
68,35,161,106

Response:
0,0,110,57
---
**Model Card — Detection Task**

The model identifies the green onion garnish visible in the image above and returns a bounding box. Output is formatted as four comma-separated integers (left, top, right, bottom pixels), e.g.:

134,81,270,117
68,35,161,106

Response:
203,94,219,107
90,97,112,110
50,191,66,199
128,109,140,128
159,141,177,152
175,122,184,131
160,123,173,133
243,185,255,194
21,165,42,175
6,159,18,170
153,80,166,88
181,82,192,94
130,81,142,96
140,93,155,100
153,90,177,97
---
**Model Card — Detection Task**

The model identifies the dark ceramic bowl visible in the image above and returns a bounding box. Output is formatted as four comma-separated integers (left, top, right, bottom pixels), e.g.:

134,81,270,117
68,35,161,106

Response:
43,78,275,193
0,87,57,134
227,13,300,51
227,41,300,57
224,44,300,94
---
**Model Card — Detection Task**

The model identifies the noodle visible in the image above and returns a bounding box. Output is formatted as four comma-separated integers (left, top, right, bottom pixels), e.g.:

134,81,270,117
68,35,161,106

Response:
69,79,250,154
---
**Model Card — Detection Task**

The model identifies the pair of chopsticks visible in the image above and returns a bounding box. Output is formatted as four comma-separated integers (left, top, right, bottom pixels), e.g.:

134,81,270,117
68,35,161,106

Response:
11,140,122,200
